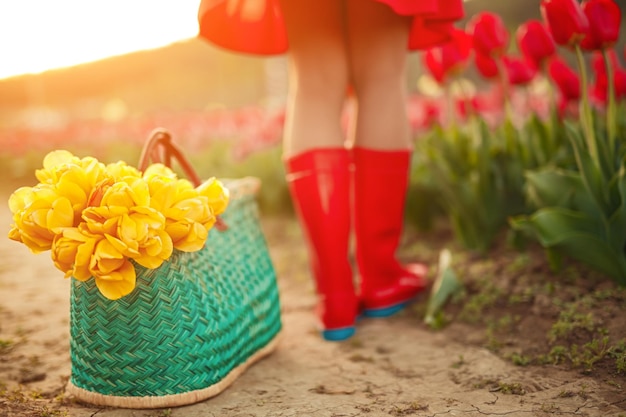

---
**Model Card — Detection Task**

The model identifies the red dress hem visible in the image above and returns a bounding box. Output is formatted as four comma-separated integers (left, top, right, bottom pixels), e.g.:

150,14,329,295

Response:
198,0,465,55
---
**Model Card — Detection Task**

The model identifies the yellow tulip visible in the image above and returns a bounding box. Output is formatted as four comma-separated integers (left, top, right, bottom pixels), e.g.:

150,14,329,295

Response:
133,229,174,268
90,238,126,277
106,161,142,182
82,205,128,236
165,221,208,252
100,179,150,209
36,151,107,190
93,259,137,300
55,165,109,216
51,227,102,281
143,163,178,181
35,150,77,184
8,186,37,214
8,186,74,252
84,201,172,268
146,177,215,250
197,178,229,216
34,151,109,220
124,207,161,240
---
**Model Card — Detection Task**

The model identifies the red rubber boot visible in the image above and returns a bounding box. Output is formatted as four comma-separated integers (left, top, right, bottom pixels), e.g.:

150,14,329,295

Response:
353,147,427,317
285,148,358,340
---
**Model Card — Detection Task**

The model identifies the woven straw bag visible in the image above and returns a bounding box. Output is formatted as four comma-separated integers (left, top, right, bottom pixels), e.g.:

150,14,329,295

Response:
65,129,283,408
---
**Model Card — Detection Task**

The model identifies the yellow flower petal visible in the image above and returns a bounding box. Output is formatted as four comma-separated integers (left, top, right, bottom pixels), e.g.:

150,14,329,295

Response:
104,233,140,257
47,197,75,233
94,260,137,300
8,187,35,214
106,161,141,181
94,238,125,260
133,230,173,269
172,222,208,252
42,150,75,169
197,178,230,216
143,163,177,180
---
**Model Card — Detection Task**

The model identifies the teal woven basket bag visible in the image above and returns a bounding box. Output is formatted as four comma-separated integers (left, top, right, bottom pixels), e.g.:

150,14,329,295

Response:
65,130,282,408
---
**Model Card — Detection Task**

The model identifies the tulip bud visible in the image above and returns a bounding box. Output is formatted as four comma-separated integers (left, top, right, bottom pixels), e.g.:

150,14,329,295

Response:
541,0,590,46
548,57,581,102
422,28,472,84
580,0,621,50
466,12,510,57
590,50,626,104
474,52,500,79
517,20,556,68
503,55,538,86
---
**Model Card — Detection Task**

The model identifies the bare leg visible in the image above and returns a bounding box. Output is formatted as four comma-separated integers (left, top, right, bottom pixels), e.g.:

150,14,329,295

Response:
346,0,412,150
347,2,426,316
280,0,358,340
278,0,349,156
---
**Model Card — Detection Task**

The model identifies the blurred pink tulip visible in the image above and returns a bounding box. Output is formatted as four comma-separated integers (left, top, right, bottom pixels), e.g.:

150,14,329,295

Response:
516,20,556,68
541,0,590,46
548,57,581,101
422,28,472,84
503,55,538,85
474,52,500,79
580,0,621,51
466,12,509,57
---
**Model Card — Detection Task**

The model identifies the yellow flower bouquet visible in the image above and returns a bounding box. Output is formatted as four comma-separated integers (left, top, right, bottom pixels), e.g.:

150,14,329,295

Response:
8,149,229,300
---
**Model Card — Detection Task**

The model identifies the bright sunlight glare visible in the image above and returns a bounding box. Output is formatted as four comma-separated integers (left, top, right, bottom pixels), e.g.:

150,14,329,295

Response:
0,1,202,79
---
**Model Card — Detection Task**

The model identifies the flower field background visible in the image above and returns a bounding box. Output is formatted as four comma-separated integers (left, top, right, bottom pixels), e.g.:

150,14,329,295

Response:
2,0,626,415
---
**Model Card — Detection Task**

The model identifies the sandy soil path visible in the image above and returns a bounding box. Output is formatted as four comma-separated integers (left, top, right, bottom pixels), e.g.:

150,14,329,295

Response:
0,194,624,417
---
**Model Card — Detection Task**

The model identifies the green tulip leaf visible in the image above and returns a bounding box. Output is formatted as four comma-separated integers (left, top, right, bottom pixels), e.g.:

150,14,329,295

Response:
525,169,600,218
424,249,463,329
512,208,626,285
607,166,626,251
565,123,611,213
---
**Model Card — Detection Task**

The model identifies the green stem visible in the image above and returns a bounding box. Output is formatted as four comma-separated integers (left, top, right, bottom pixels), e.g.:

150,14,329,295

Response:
495,58,514,125
574,44,600,170
602,48,617,158
542,64,556,159
445,81,456,133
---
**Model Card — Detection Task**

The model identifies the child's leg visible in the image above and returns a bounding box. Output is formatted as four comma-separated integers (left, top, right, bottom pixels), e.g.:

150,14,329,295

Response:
346,0,427,316
345,0,412,150
278,0,349,156
280,0,358,340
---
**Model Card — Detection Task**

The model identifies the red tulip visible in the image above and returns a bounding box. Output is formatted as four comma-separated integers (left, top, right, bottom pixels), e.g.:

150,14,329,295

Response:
466,12,509,57
424,50,446,83
614,69,626,100
474,52,500,79
541,0,590,46
590,50,626,103
548,57,581,102
580,0,621,50
516,20,556,68
422,28,472,84
591,49,620,77
503,55,538,85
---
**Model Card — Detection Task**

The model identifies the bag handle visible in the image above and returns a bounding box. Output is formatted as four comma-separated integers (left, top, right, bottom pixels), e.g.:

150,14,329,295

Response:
138,128,203,187
139,128,228,230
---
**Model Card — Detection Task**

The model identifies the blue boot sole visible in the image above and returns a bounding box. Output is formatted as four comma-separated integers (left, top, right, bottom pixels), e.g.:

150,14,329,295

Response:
362,300,411,318
322,326,356,341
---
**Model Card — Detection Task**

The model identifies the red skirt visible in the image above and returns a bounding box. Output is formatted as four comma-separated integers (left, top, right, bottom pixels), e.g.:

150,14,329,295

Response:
198,0,465,55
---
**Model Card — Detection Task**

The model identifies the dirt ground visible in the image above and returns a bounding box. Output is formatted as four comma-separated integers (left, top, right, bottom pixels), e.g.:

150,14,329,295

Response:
1,187,626,417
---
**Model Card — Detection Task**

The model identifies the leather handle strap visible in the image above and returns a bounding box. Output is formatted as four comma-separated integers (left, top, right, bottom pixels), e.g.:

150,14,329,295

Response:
138,128,203,187
138,127,228,231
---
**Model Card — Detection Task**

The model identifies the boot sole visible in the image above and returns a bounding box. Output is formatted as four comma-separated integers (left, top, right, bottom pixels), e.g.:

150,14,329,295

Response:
362,300,411,318
322,326,356,341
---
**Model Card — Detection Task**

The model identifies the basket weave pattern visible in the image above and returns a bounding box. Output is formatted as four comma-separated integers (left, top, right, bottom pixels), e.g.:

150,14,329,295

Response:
67,179,282,407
